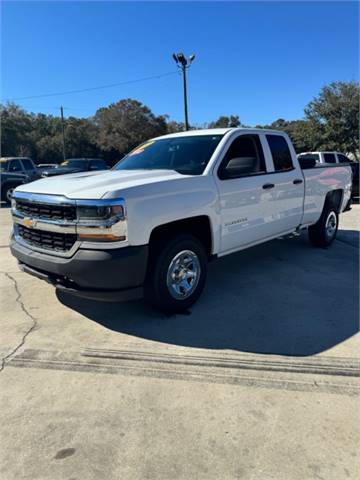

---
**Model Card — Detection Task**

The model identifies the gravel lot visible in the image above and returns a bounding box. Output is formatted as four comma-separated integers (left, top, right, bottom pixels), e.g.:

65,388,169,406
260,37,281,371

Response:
0,204,359,480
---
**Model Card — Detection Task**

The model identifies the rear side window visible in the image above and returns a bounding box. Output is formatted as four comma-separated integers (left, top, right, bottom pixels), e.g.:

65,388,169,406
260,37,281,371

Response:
323,153,336,163
218,135,266,179
266,135,294,171
21,159,34,170
337,154,350,164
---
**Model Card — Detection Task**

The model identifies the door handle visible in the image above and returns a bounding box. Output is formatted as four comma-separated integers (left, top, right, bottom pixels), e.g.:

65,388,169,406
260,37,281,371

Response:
262,183,275,190
293,179,303,185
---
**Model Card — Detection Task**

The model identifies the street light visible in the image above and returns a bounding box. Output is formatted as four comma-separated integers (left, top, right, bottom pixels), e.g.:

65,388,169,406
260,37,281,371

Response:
173,52,195,131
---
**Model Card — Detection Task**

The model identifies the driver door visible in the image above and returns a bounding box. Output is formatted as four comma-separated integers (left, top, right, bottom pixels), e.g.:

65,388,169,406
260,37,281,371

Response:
215,133,274,253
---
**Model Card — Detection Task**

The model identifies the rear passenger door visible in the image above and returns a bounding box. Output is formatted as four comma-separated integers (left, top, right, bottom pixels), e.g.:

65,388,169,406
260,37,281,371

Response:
261,134,304,234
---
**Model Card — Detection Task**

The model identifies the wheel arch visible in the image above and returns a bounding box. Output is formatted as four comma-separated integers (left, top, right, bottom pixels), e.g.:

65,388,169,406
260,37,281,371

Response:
324,189,343,213
148,215,214,259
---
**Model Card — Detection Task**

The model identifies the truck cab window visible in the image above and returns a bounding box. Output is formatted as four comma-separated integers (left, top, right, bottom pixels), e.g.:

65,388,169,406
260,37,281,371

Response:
218,135,266,179
266,135,294,171
323,153,336,163
337,154,350,164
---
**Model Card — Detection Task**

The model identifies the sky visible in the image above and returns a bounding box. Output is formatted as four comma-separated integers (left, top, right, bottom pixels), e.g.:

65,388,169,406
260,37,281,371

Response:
1,1,359,125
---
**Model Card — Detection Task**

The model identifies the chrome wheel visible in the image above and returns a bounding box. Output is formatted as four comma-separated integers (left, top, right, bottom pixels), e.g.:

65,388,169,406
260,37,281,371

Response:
166,250,201,300
6,187,14,203
325,211,337,240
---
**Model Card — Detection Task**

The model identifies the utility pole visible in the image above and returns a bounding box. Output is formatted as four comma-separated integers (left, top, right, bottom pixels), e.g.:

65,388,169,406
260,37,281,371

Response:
60,106,66,161
172,53,195,131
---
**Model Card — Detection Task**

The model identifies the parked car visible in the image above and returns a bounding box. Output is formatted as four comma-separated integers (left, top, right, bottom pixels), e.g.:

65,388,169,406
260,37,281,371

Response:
41,158,107,177
298,151,359,198
10,128,352,312
1,157,40,203
37,163,58,172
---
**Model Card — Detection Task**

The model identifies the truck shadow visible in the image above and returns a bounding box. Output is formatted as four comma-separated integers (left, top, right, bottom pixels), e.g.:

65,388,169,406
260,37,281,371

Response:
58,232,359,357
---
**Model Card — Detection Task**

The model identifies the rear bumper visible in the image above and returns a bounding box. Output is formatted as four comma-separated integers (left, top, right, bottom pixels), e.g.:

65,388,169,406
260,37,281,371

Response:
10,238,148,302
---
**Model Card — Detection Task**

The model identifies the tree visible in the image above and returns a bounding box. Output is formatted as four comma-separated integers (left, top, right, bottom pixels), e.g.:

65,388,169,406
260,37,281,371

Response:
305,81,359,160
94,99,167,160
0,103,33,156
208,115,241,128
264,118,322,153
64,117,100,159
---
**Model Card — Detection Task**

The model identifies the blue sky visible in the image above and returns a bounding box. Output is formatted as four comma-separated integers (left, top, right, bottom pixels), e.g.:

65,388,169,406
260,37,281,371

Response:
2,1,358,125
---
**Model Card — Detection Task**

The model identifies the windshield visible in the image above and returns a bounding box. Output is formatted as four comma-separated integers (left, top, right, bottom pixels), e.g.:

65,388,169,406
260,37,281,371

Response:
0,160,9,172
60,159,87,169
113,135,223,175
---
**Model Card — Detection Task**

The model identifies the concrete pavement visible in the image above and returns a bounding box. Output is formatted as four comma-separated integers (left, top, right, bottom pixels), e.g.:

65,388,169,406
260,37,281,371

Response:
0,204,359,479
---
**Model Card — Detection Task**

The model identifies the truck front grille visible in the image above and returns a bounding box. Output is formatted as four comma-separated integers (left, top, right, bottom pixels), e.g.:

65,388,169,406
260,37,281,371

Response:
16,200,76,221
18,225,77,252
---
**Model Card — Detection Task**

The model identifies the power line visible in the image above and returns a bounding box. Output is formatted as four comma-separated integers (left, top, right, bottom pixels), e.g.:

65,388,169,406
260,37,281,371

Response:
4,71,179,101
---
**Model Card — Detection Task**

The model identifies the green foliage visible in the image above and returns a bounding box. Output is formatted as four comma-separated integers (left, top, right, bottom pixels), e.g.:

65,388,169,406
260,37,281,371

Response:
305,81,359,159
261,118,321,153
94,99,167,162
1,81,358,164
1,103,33,157
208,115,241,128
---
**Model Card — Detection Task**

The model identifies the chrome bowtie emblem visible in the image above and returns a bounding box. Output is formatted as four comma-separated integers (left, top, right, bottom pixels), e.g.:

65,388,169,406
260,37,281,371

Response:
23,217,36,229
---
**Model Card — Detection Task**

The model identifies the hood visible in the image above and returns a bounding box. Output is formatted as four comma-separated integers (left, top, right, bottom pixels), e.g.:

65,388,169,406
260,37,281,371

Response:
15,169,189,199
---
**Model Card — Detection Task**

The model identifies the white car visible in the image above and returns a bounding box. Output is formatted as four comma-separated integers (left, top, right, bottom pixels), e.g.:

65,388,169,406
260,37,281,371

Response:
10,128,352,312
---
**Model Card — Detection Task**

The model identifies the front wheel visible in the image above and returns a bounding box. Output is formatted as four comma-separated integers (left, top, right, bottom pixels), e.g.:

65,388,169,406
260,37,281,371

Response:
308,206,339,248
145,235,208,313
2,184,16,204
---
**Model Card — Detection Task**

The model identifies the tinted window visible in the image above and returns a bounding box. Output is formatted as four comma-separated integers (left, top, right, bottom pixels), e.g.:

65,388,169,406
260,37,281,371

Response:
90,159,107,169
21,159,34,170
323,153,336,164
337,154,350,164
114,135,223,175
298,153,320,163
9,160,22,172
62,159,88,169
219,135,266,179
266,135,293,171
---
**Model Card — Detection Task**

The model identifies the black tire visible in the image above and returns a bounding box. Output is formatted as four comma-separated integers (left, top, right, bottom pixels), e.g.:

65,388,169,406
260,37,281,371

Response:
145,234,208,313
2,183,18,204
308,204,339,248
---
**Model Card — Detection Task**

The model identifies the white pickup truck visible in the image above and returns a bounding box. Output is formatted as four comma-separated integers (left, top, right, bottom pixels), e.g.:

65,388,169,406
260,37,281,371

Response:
10,128,352,312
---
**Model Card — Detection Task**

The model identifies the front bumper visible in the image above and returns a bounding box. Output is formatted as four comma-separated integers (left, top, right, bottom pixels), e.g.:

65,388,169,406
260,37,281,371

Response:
10,238,148,302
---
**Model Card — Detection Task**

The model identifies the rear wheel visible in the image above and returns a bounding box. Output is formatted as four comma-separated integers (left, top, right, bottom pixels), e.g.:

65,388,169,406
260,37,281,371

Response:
308,206,338,248
145,235,208,313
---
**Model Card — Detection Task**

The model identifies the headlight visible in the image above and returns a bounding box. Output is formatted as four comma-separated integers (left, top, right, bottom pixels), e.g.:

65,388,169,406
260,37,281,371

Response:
77,204,124,222
76,199,127,242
